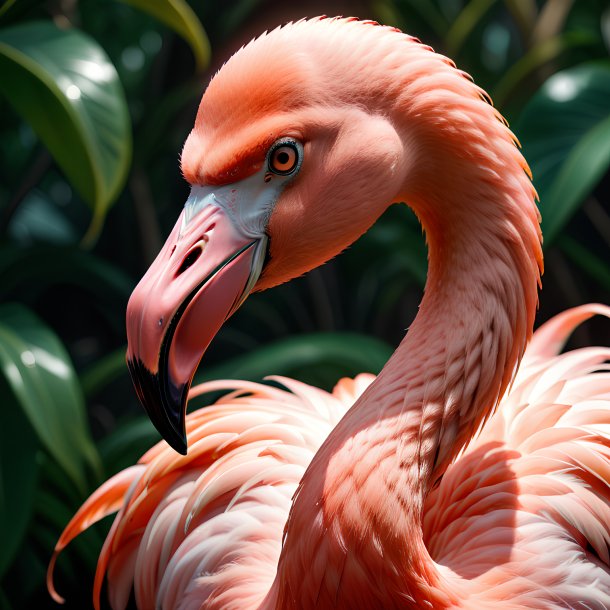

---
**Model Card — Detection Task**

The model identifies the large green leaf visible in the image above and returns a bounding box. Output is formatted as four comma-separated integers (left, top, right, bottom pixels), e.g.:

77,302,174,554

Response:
99,416,157,474
0,244,133,319
0,304,101,492
8,189,78,245
515,62,610,244
83,332,393,402
357,206,428,287
559,236,610,292
194,333,393,390
0,373,38,580
119,0,210,71
492,31,598,108
0,22,131,240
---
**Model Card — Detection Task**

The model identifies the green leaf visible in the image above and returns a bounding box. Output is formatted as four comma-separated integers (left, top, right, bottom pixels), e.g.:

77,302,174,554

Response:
83,332,395,402
0,0,17,20
119,0,210,71
39,453,84,509
194,332,393,391
33,489,103,564
515,62,610,244
0,304,101,492
0,22,131,240
445,0,498,56
0,245,133,334
559,236,610,292
0,372,38,580
492,31,597,108
80,346,128,399
359,206,428,286
0,244,132,300
8,188,78,245
99,416,157,474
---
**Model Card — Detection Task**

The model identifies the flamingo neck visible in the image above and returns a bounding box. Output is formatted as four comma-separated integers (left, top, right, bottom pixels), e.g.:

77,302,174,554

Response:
269,112,541,609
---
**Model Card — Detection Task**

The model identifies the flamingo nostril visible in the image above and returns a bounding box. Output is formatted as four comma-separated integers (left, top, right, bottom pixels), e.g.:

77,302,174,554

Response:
176,246,202,276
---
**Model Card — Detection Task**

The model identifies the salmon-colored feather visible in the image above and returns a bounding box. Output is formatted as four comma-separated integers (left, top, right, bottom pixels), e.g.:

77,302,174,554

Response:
49,309,610,608
49,17,610,609
47,465,144,604
424,305,610,608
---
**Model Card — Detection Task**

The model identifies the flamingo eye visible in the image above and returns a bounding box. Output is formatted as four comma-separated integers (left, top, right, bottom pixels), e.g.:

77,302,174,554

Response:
268,140,301,176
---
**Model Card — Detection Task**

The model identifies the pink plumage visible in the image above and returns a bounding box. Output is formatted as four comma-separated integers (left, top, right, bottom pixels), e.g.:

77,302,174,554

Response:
50,376,373,608
50,308,610,609
49,17,610,609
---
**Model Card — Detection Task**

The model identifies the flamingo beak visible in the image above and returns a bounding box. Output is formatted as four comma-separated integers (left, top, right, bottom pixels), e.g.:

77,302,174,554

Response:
125,192,267,454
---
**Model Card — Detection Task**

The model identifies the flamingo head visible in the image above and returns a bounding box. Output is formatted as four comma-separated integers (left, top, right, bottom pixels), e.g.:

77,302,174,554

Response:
126,20,408,453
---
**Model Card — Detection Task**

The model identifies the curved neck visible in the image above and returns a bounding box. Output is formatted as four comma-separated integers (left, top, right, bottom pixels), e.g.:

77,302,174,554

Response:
267,72,541,610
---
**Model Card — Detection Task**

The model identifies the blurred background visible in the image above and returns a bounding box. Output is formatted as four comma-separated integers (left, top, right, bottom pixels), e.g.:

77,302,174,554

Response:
0,0,609,607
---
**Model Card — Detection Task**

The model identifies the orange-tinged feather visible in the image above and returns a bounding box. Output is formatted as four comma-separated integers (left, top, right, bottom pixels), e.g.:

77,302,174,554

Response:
47,465,144,604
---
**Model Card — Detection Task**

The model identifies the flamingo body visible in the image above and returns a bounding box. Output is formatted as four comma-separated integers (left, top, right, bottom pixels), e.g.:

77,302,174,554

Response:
49,17,610,609
51,307,610,609
51,375,372,609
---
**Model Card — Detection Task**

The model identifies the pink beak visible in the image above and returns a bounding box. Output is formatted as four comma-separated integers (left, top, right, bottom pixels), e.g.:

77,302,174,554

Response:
126,201,266,454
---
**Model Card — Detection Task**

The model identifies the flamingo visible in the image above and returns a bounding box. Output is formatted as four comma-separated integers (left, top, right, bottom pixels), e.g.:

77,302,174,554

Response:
48,17,610,609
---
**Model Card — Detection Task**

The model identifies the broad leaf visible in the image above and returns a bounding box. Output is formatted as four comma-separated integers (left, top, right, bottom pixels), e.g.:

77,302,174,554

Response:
195,332,393,390
358,206,428,286
0,373,38,580
0,304,101,492
559,236,610,292
99,416,157,474
81,346,128,399
0,22,131,239
120,0,210,71
515,61,610,243
83,333,393,405
492,31,598,108
0,245,133,332
0,244,132,296
8,189,78,245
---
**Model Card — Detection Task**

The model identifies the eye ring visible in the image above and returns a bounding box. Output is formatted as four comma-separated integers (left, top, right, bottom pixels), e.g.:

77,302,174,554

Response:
267,138,302,176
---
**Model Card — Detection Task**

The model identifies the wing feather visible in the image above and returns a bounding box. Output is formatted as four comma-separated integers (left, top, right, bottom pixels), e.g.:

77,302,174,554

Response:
425,305,610,608
50,375,373,609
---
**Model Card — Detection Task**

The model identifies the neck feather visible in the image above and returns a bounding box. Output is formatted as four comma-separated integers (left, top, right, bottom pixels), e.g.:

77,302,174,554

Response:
268,22,542,610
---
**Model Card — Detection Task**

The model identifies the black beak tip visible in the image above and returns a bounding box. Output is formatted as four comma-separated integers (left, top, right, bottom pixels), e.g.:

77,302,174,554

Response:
127,357,189,455
168,432,188,456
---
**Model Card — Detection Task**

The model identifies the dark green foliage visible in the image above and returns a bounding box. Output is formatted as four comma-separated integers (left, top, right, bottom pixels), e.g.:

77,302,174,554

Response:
516,62,610,243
